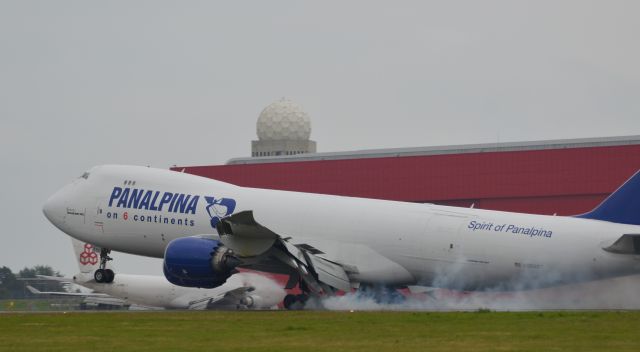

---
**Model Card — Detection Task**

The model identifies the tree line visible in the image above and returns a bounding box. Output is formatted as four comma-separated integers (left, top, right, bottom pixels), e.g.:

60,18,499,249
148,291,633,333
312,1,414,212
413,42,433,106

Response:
0,265,64,299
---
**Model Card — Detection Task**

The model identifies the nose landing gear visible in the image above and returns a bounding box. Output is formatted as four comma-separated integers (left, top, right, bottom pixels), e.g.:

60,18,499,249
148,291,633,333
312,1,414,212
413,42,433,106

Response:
94,248,115,283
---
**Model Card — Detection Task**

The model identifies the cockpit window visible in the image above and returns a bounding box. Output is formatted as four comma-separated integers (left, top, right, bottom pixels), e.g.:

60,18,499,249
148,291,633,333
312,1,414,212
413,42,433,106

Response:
80,172,90,179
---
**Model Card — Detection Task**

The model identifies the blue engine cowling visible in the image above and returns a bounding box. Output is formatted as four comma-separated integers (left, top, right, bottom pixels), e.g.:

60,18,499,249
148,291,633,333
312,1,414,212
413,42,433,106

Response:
163,237,236,288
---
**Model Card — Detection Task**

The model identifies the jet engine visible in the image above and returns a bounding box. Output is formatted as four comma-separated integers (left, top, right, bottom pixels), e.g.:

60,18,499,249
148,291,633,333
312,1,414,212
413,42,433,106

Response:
163,237,240,288
240,295,267,309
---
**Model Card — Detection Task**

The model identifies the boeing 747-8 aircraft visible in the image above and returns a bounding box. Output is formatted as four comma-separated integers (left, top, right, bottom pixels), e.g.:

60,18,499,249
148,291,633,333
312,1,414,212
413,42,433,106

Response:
43,165,640,308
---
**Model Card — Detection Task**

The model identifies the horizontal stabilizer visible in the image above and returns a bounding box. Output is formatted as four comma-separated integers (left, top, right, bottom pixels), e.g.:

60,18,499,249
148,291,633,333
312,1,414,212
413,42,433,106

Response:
603,234,640,255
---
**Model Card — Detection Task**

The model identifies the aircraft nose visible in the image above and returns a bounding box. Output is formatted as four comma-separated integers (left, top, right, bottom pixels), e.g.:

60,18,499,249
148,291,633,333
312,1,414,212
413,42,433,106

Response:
43,189,66,228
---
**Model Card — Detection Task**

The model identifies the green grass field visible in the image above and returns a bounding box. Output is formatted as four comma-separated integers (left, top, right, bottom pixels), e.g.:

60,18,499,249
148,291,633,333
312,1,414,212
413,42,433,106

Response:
1,310,639,351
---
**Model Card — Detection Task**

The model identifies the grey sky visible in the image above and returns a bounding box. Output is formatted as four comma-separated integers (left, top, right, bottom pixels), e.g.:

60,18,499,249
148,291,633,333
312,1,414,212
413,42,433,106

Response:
1,1,640,276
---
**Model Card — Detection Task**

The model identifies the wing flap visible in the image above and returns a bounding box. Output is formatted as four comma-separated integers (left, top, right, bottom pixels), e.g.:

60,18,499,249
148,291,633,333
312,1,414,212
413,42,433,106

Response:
218,210,366,293
218,211,277,256
306,255,353,292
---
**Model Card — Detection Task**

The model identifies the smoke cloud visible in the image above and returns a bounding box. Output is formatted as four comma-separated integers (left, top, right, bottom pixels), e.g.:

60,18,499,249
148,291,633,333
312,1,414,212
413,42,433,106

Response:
313,275,640,311
229,272,287,308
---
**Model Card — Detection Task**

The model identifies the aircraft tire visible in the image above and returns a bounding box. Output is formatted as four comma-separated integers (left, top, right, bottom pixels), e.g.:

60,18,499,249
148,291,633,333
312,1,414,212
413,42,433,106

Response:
94,269,105,283
105,269,115,283
283,294,297,310
295,294,309,305
284,294,309,310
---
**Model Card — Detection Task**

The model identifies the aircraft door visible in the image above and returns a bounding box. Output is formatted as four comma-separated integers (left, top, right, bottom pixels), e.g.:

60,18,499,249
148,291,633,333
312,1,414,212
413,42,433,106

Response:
422,213,466,287
424,212,467,261
93,197,106,236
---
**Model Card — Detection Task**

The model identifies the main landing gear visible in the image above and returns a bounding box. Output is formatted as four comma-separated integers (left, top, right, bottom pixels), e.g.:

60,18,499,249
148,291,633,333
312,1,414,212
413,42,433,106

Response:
283,280,312,310
283,293,309,310
94,247,115,283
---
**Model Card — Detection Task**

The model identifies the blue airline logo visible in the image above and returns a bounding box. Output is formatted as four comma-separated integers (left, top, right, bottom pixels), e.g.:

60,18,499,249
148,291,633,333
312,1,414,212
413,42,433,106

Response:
204,197,236,228
108,187,237,228
109,187,199,214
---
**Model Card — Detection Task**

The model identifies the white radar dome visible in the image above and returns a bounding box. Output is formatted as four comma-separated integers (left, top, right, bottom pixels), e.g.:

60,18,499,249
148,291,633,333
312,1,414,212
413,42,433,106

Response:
257,98,311,141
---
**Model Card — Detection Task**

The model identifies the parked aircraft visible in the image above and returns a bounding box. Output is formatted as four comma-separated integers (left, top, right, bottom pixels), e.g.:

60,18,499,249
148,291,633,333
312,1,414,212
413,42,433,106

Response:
43,165,640,308
26,285,134,309
33,238,285,310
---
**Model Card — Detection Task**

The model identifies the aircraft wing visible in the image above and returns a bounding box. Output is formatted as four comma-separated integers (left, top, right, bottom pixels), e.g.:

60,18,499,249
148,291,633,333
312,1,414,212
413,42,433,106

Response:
36,275,74,283
26,285,111,297
217,211,368,294
186,286,254,310
27,284,134,310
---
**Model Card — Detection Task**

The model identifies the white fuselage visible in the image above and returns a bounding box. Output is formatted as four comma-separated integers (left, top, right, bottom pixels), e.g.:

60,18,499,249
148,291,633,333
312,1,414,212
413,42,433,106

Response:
44,165,640,290
77,273,204,309
73,272,282,309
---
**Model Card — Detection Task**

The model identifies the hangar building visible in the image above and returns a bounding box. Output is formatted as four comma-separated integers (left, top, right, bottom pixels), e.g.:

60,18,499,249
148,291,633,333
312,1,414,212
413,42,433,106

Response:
171,99,640,215
173,135,640,216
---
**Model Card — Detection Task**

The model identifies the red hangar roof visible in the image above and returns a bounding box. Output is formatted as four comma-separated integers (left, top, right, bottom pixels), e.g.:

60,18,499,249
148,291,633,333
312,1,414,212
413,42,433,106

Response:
172,135,640,216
